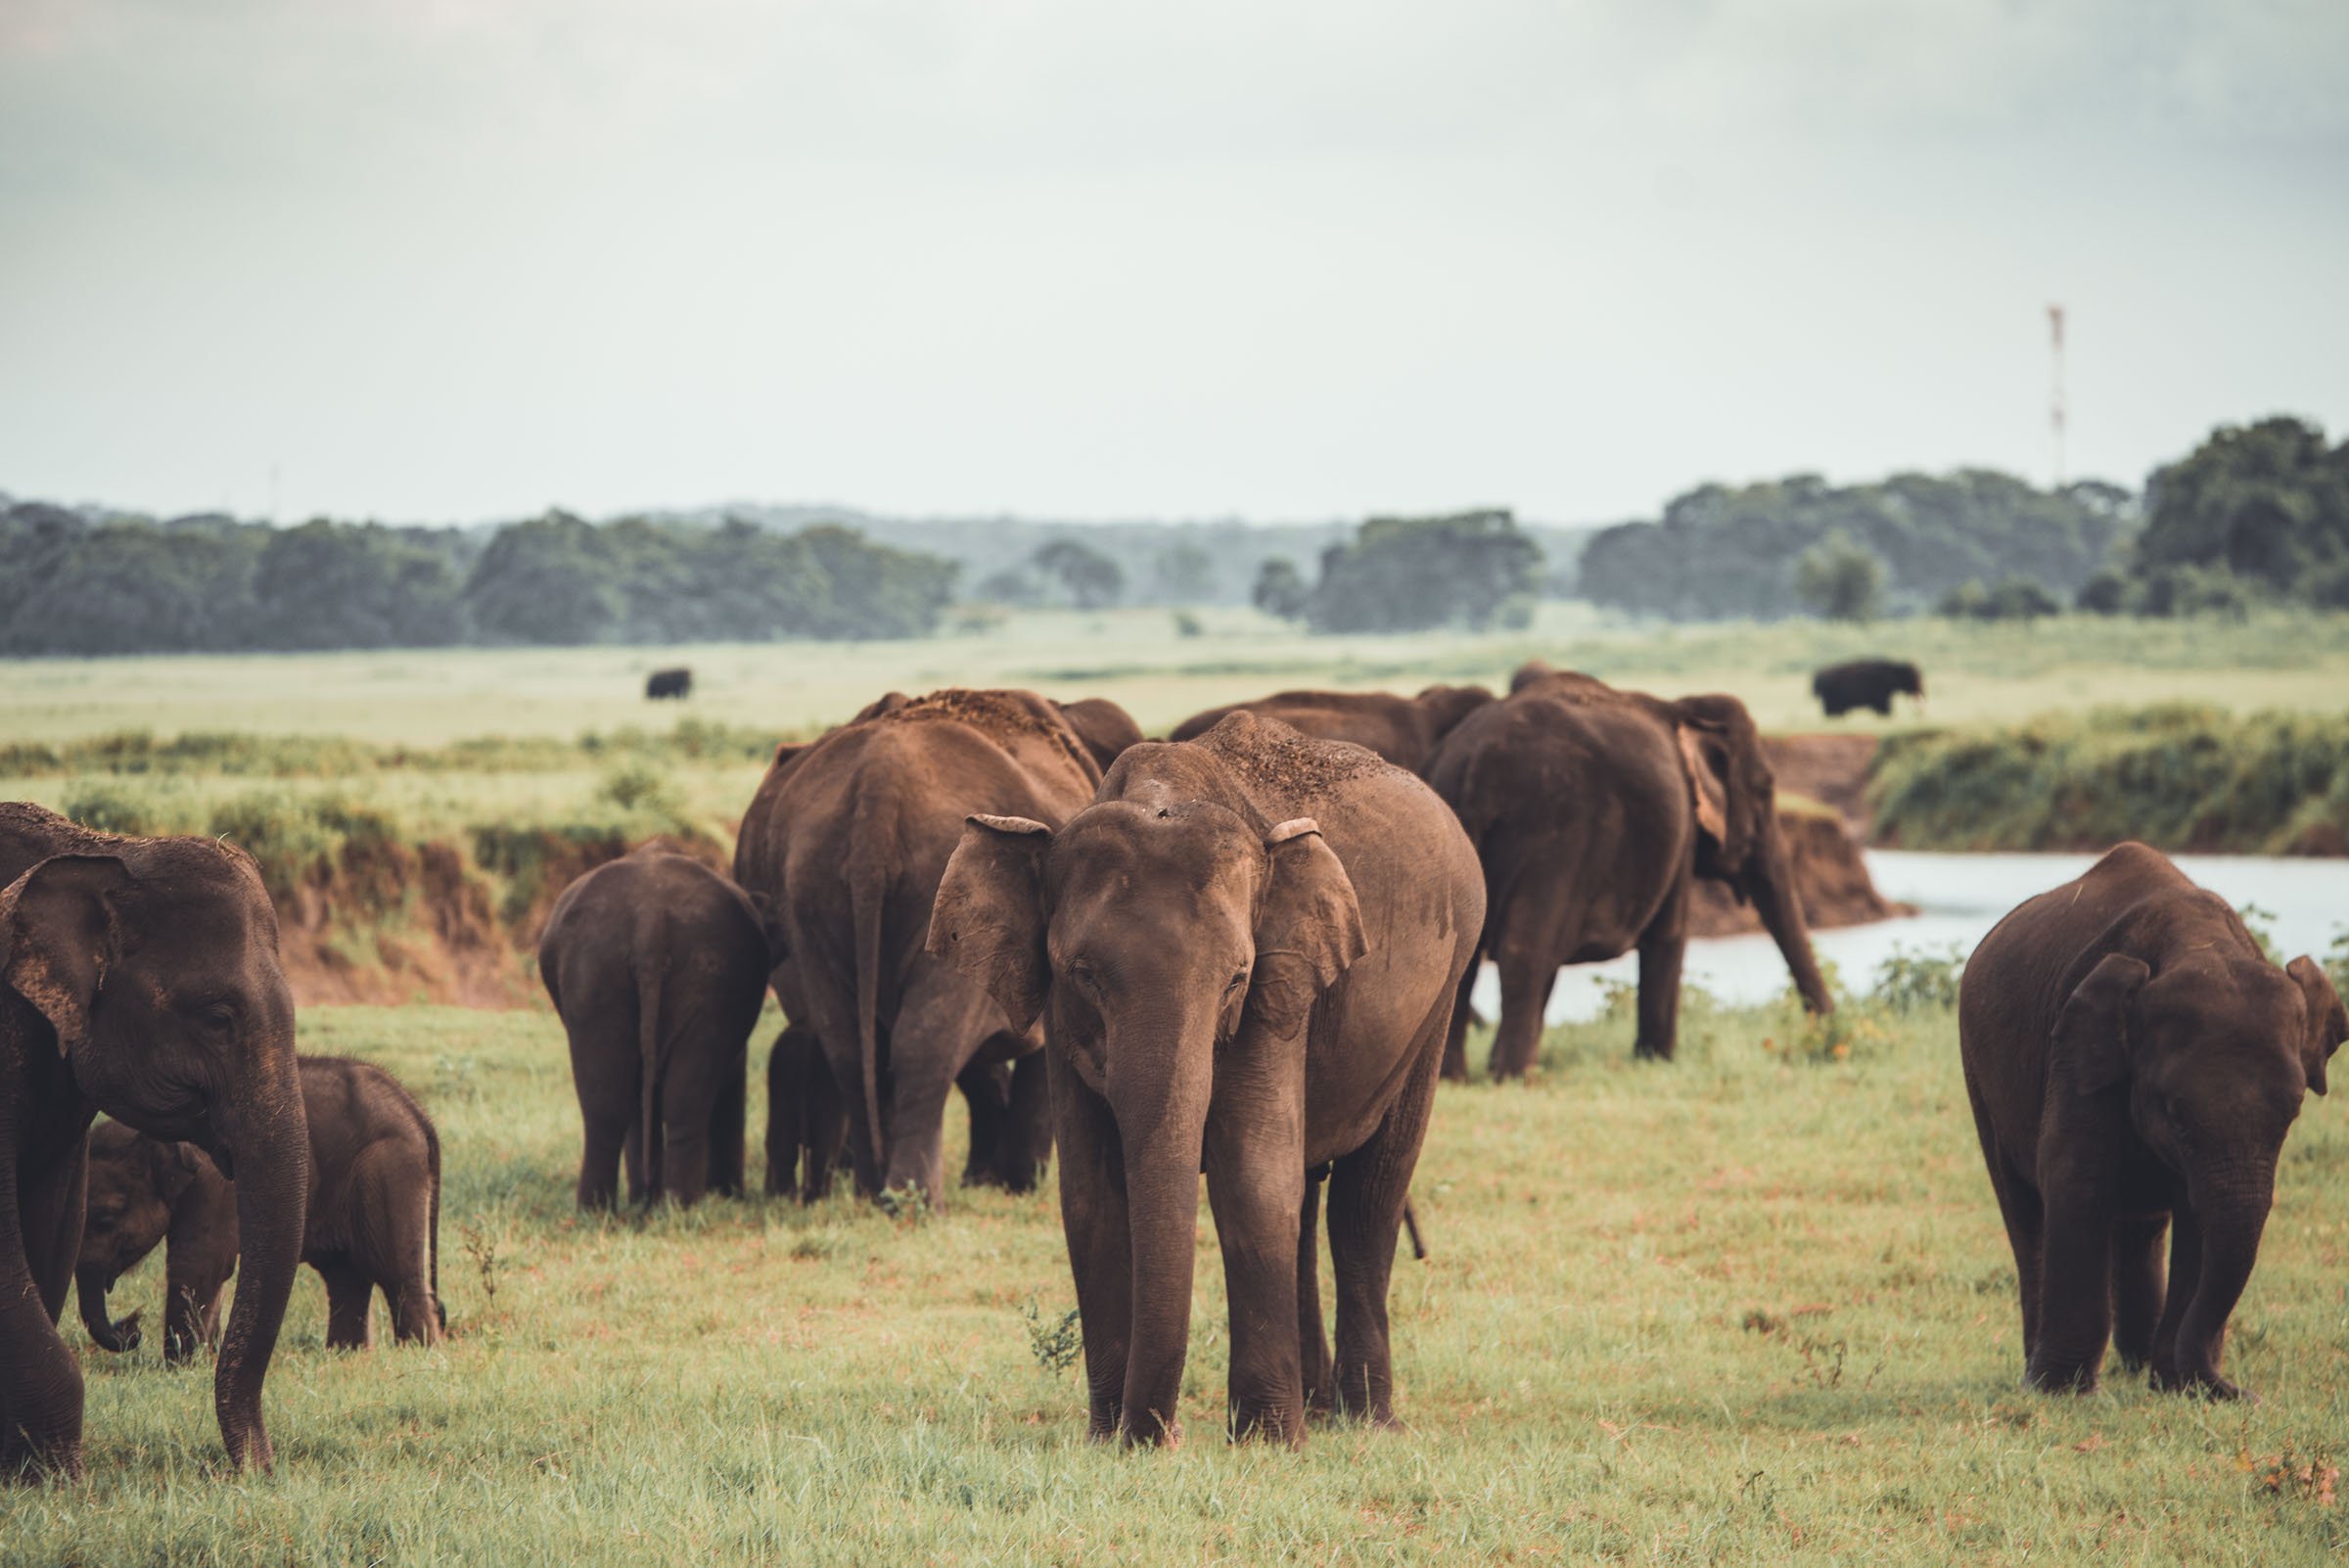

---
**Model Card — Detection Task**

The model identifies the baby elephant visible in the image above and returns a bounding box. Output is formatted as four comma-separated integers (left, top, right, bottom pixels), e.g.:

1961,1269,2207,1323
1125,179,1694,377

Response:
540,842,776,1209
77,1055,446,1356
1960,842,2345,1399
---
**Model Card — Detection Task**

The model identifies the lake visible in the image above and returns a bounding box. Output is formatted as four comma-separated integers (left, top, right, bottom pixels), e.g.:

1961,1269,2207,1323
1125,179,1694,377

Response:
1474,851,2349,1025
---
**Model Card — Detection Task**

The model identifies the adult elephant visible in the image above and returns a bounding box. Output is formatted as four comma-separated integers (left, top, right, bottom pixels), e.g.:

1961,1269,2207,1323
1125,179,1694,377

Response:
1,803,309,1481
1423,668,1832,1076
1812,659,1923,718
1169,684,1494,772
733,689,1127,1204
930,713,1484,1445
539,842,774,1209
1960,843,2345,1399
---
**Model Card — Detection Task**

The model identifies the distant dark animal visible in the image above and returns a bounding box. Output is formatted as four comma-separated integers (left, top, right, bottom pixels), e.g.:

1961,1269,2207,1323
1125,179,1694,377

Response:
77,1055,445,1359
1811,659,1921,717
645,668,693,700
1424,666,1831,1076
1,802,309,1481
1169,685,1495,773
1959,843,2344,1400
538,842,775,1209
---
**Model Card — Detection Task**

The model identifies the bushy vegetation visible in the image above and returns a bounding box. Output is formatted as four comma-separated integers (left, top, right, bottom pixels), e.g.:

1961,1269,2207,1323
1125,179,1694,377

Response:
0,502,956,654
2122,417,2349,612
14,987,2349,1564
1579,470,2134,622
1253,510,1544,633
1871,705,2349,854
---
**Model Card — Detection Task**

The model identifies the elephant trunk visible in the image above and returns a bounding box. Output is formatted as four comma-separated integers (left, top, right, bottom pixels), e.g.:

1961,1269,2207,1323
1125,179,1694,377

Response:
75,1261,139,1353
1108,1015,1216,1447
1747,816,1832,1014
210,1051,310,1472
2173,1163,2275,1395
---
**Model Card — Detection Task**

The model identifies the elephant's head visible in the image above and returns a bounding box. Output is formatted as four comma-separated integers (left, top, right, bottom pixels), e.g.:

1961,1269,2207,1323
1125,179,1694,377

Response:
927,798,1366,1443
2059,946,2347,1393
1895,663,1925,699
2,841,308,1469
75,1122,175,1353
1669,694,1832,1014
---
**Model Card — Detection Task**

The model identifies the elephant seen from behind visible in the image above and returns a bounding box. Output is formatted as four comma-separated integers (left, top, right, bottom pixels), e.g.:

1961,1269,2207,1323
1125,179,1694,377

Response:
1959,842,2344,1400
931,712,1484,1446
1169,684,1494,772
77,1054,445,1358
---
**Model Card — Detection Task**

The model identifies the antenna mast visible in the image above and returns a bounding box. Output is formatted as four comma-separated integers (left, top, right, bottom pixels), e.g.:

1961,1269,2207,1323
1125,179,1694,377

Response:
2047,304,2066,489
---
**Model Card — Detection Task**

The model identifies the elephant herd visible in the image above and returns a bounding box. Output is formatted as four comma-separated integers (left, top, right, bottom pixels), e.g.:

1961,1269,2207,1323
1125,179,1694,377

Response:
5,662,2342,1481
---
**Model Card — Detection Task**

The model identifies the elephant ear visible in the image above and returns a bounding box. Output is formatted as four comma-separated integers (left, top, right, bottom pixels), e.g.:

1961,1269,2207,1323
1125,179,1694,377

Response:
2054,951,2151,1094
1246,819,1368,1038
1673,695,1773,878
929,815,1054,1034
2285,955,2347,1096
0,853,133,1058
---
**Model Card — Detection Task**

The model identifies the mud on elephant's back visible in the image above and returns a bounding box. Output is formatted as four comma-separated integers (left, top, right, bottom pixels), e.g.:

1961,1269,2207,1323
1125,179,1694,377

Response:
1686,806,1912,939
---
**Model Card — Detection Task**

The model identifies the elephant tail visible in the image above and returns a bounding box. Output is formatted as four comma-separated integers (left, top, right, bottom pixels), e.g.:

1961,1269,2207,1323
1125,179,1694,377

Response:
851,865,888,1176
638,943,667,1206
424,1106,444,1331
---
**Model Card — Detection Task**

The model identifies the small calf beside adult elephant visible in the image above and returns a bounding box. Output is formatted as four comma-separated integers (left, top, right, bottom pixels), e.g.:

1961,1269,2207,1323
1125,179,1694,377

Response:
77,1055,445,1359
539,842,775,1210
1,802,311,1481
1169,684,1494,773
1960,843,2344,1401
932,712,1484,1445
1425,665,1832,1076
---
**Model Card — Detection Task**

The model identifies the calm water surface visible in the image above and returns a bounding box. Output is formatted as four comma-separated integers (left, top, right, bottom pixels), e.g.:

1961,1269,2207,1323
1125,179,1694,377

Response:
1471,851,2349,1026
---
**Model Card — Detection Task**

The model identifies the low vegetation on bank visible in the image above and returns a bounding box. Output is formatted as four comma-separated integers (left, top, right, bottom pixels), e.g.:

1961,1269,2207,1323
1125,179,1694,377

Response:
13,983,2346,1565
1870,706,2349,856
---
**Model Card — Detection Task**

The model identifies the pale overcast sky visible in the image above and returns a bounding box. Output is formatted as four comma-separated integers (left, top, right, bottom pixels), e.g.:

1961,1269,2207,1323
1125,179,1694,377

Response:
2,0,2343,525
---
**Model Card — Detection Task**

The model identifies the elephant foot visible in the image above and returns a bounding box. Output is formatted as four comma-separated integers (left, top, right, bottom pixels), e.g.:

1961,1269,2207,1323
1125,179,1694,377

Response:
2153,1364,2255,1402
2023,1359,2101,1396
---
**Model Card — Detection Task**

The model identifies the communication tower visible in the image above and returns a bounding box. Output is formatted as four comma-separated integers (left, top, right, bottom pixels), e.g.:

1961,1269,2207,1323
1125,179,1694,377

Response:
2048,304,2067,489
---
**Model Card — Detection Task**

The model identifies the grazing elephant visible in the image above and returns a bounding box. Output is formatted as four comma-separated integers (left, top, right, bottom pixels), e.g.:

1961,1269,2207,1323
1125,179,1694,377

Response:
645,667,693,700
1812,659,1922,718
1424,667,1832,1076
930,712,1484,1445
735,689,1126,1205
1169,685,1495,772
539,842,774,1209
1,803,309,1481
77,1055,445,1358
1959,843,2345,1399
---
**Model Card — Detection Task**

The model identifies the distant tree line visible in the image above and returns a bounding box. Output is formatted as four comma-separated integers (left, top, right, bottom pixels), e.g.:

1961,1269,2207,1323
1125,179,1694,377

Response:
1250,510,1543,633
0,504,956,655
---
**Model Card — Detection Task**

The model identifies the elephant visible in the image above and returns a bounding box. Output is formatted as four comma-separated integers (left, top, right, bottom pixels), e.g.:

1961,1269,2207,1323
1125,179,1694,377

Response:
930,711,1485,1445
1811,659,1922,718
1423,667,1832,1076
1958,842,2345,1400
1,802,309,1481
1169,684,1495,772
645,667,693,700
539,841,775,1210
734,688,1127,1205
77,1054,446,1359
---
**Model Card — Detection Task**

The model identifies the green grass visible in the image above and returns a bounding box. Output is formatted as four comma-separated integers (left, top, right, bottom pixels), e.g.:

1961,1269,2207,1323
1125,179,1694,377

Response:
15,989,2349,1564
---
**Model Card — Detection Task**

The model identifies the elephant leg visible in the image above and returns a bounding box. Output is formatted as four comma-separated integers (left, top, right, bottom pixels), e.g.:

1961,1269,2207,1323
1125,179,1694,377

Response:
804,1059,848,1205
577,1113,625,1211
994,1052,1054,1194
366,1156,442,1346
1050,1051,1133,1442
2109,1213,2169,1370
709,1038,748,1200
1967,1081,2045,1364
2148,1204,2203,1381
1633,881,1689,1061
1440,957,1480,1083
1324,998,1448,1426
622,1121,652,1209
318,1260,376,1350
956,1060,1013,1187
162,1251,231,1364
1297,1170,1334,1419
2,1138,88,1479
2027,1194,2115,1394
1487,945,1556,1082
881,966,996,1205
1204,1106,1308,1446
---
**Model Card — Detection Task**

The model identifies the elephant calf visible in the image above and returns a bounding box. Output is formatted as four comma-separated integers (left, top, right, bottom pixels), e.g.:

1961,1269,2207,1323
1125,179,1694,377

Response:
1960,842,2345,1399
539,841,775,1209
77,1054,445,1356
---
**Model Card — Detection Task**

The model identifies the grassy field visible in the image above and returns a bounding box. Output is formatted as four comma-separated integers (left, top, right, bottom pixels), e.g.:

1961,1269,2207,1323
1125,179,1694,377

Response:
6,605,2349,751
10,989,2349,1565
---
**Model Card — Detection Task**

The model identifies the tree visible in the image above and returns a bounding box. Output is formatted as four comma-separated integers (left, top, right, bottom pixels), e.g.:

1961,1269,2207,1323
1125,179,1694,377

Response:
1793,530,1885,622
1252,557,1310,621
1306,511,1542,633
2136,416,2349,598
254,519,465,649
462,511,623,644
1033,539,1125,609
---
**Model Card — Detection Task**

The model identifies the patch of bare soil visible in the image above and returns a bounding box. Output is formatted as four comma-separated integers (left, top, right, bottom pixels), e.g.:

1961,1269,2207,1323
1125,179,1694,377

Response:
1762,734,1879,838
1688,809,1914,940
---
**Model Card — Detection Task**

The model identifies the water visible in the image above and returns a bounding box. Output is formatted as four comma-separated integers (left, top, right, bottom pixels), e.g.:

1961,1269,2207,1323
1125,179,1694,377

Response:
1469,851,2349,1025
